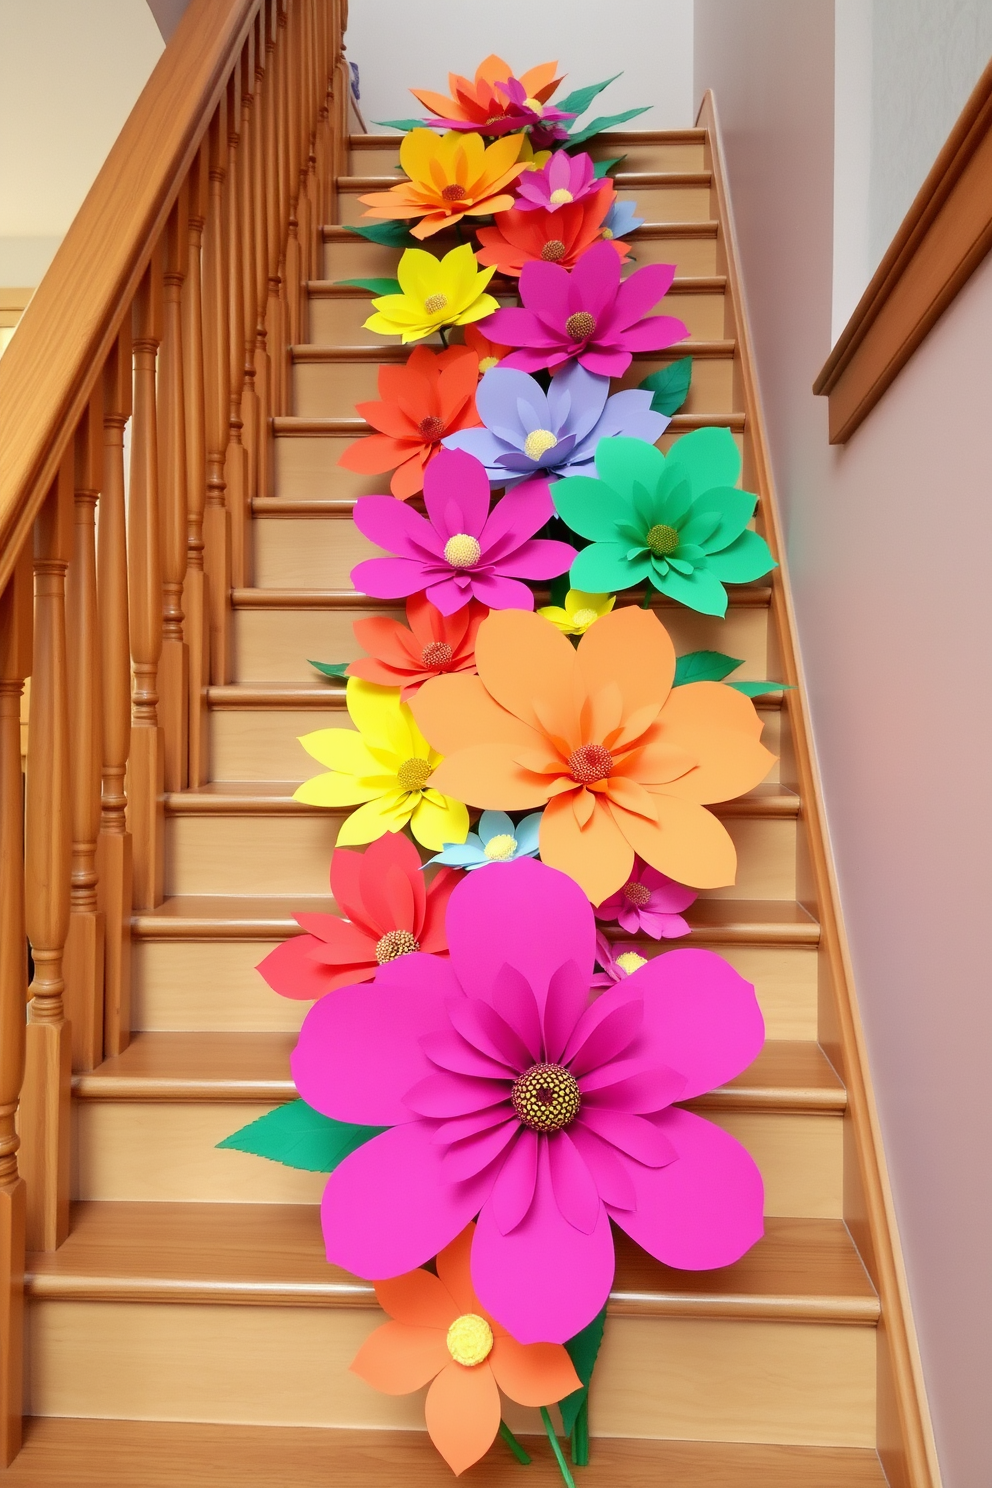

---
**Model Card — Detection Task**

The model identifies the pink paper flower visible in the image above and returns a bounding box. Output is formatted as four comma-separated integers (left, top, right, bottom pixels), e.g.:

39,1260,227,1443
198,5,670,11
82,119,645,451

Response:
350,447,575,616
596,859,697,939
591,930,650,989
292,857,765,1344
480,239,688,378
513,150,601,212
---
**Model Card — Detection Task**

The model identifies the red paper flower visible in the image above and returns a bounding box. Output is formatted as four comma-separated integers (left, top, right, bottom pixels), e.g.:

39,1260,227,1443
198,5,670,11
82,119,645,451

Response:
338,344,482,500
256,833,460,999
475,184,630,278
347,594,487,700
462,323,512,377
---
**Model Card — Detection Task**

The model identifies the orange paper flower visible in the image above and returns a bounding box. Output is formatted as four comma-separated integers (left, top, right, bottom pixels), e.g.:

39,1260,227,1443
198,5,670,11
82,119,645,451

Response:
476,183,631,277
347,593,486,699
412,56,563,132
338,345,481,500
359,129,527,240
350,1222,580,1477
412,606,776,904
462,323,512,376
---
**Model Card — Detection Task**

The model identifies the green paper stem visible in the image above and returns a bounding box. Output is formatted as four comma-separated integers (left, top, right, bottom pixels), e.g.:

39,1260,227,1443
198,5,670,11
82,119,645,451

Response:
640,584,653,609
540,1408,576,1488
569,1399,590,1467
498,1420,532,1465
438,325,449,348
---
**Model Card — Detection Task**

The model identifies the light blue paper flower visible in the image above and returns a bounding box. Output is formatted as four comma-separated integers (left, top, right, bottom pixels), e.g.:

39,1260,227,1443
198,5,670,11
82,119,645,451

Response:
602,199,643,239
426,810,543,870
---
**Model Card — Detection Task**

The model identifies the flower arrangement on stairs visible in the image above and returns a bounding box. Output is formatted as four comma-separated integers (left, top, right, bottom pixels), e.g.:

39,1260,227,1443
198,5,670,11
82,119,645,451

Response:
221,52,789,1481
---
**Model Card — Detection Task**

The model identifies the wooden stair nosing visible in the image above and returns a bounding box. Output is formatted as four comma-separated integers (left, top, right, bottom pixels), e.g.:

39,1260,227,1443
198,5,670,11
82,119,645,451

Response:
270,411,747,440
322,219,721,242
349,129,712,149
291,338,735,363
230,584,771,610
307,273,728,299
206,682,783,711
335,170,714,192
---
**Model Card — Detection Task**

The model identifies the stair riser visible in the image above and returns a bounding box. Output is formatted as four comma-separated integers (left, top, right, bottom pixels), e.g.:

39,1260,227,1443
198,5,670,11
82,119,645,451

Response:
335,183,713,228
323,230,720,281
348,142,710,176
27,1300,873,1445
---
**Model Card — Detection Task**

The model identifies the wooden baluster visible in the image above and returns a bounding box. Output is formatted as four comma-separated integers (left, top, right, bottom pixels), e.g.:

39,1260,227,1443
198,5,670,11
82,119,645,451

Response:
159,193,190,795
21,457,74,1252
98,329,134,1057
264,4,285,420
316,0,333,225
283,0,304,353
64,392,106,1072
302,0,320,287
240,33,260,511
253,8,273,500
226,71,248,590
274,2,291,418
203,100,233,684
0,552,31,1460
129,261,166,911
183,146,211,788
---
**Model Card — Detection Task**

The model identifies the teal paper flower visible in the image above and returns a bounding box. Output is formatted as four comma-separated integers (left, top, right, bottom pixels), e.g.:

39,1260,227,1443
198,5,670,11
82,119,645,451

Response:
552,429,776,616
425,810,542,871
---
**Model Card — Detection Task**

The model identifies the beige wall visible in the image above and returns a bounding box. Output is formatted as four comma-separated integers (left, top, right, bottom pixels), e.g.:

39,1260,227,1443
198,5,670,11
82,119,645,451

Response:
695,6,992,1486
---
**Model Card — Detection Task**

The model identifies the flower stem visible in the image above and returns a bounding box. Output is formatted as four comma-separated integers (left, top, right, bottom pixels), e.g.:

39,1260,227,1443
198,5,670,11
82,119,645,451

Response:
498,1420,532,1465
437,325,449,349
540,1407,576,1487
569,1398,590,1466
640,582,653,609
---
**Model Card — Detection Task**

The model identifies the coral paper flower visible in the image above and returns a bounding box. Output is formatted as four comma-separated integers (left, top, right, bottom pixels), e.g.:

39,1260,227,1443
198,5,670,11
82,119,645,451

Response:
475,185,629,277
514,150,600,212
364,245,499,345
338,345,481,501
538,589,615,636
442,361,668,486
482,240,688,377
294,677,469,851
293,858,766,1343
350,447,575,616
596,859,697,939
554,429,776,617
351,1222,580,1476
256,833,460,1001
462,323,511,376
411,605,775,904
411,56,567,139
426,809,543,871
347,594,486,701
359,129,527,240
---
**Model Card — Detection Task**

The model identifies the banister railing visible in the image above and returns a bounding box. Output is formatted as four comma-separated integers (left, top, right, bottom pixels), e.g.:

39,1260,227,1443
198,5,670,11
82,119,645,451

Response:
0,0,348,1462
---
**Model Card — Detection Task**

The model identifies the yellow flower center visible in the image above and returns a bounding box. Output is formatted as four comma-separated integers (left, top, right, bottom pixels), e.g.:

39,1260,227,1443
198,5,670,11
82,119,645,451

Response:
523,96,543,113
375,929,420,964
396,757,432,791
478,355,500,373
646,523,680,556
523,428,558,460
541,239,567,262
424,293,448,315
511,1063,581,1133
601,227,614,239
623,880,651,906
570,607,599,629
446,1313,493,1367
549,188,574,205
484,833,517,861
441,183,467,202
567,742,613,785
443,533,482,568
565,311,596,341
615,951,648,975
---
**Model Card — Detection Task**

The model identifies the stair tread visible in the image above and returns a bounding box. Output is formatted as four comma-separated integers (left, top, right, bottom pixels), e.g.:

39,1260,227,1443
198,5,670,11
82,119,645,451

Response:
0,1417,888,1485
323,219,721,241
337,170,714,190
292,338,734,361
206,680,782,711
350,129,711,148
230,584,772,608
271,410,746,438
307,274,728,297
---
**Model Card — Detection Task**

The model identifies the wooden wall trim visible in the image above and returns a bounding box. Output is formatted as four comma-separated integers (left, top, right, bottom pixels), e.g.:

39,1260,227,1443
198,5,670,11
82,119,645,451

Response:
814,55,992,443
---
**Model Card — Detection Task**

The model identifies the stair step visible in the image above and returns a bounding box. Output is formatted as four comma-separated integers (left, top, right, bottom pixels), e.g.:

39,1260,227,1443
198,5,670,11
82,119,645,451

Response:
348,128,713,176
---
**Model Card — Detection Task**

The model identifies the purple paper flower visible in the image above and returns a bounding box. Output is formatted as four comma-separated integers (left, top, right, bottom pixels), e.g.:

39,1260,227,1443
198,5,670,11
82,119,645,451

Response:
596,859,697,939
350,447,575,616
442,361,669,487
514,150,601,212
481,239,688,378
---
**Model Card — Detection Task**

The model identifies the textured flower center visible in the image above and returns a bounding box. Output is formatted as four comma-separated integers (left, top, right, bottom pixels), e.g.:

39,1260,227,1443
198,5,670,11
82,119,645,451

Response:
375,928,420,964
623,880,651,907
523,96,543,113
420,640,453,670
646,523,680,556
441,183,467,202
396,757,432,791
565,311,596,341
541,239,567,262
418,415,446,441
485,114,506,125
443,533,482,568
511,1062,581,1133
523,428,559,460
447,1313,493,1366
567,742,613,785
424,293,448,314
571,607,599,629
615,950,648,975
483,833,517,861
601,227,615,240
478,355,500,373
549,188,574,205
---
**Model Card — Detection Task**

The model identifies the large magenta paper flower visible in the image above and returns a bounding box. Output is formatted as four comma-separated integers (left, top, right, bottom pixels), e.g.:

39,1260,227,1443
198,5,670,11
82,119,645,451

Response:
480,240,688,378
351,448,575,616
292,858,765,1345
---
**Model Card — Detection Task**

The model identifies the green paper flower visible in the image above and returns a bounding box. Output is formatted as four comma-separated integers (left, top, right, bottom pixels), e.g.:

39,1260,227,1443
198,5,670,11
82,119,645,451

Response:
552,429,776,617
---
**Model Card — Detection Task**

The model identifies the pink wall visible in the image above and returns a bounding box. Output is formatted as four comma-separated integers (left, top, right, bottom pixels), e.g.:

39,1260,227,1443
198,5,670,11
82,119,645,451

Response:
695,6,992,1486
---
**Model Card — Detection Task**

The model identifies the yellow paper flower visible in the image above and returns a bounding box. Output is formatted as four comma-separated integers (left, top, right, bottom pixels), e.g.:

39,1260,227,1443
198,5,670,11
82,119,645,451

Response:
516,135,553,172
294,678,469,851
365,244,498,344
537,589,616,635
359,128,527,239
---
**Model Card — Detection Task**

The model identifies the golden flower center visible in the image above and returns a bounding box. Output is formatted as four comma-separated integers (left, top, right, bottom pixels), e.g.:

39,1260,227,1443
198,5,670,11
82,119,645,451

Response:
483,832,517,861
623,880,651,906
523,428,558,460
567,742,613,785
549,188,574,205
478,355,500,373
523,96,543,113
375,928,420,964
441,183,467,202
443,533,482,568
616,950,648,975
511,1062,581,1133
396,756,432,791
541,239,567,262
571,607,599,629
565,311,596,341
424,293,448,315
646,523,680,556
447,1313,493,1367
485,114,507,125
601,227,615,240
418,415,446,441
420,640,453,669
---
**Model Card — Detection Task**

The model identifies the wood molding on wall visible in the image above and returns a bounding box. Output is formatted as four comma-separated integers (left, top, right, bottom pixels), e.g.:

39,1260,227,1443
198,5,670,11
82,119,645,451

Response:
814,56,992,443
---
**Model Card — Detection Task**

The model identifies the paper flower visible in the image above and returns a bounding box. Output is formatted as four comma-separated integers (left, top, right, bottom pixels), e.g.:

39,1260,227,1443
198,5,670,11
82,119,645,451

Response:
513,150,600,212
358,130,527,240
411,605,775,904
351,1222,580,1476
338,345,481,500
475,186,630,277
596,859,696,939
256,833,460,1000
364,245,498,345
538,589,615,636
482,240,687,377
293,858,766,1343
591,929,649,988
295,677,469,851
462,323,511,376
347,594,486,700
411,56,570,142
441,361,668,486
426,809,543,871
350,448,576,616
602,198,643,239
554,430,776,617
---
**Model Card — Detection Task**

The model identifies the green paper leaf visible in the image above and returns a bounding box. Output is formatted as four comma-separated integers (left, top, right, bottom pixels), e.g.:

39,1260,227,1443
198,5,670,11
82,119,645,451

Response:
217,1100,385,1173
673,650,744,685
637,356,693,415
565,106,652,149
729,679,793,696
334,277,402,297
309,660,349,678
372,117,422,133
344,220,419,248
559,1305,607,1436
555,75,622,120
593,157,624,178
